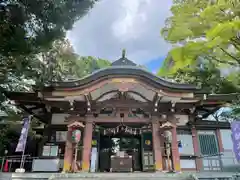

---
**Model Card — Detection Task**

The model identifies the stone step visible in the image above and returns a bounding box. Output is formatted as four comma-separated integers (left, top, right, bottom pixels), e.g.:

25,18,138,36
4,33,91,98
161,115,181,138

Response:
0,172,236,180
1,173,189,180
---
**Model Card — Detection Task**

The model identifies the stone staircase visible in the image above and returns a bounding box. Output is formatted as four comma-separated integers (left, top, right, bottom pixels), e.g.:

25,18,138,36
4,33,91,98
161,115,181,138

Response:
0,172,237,180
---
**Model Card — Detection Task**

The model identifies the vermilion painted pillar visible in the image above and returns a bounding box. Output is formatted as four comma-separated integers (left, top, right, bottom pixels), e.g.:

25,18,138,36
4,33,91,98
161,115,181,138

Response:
216,128,224,169
81,121,93,172
63,127,73,172
192,127,202,171
216,129,224,152
171,127,181,172
152,121,163,171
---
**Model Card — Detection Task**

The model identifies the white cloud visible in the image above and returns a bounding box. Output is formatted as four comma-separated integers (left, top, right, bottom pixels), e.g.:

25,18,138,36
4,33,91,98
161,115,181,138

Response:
67,0,172,64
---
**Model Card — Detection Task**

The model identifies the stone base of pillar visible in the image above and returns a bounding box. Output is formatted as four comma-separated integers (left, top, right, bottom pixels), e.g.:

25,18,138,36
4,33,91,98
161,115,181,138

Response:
62,162,71,173
173,164,181,172
81,161,90,172
155,162,163,171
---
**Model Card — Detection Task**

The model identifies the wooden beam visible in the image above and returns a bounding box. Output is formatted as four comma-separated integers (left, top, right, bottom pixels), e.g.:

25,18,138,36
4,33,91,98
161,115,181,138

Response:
4,92,41,102
193,120,230,129
19,104,48,123
92,99,153,109
66,115,152,123
28,104,45,111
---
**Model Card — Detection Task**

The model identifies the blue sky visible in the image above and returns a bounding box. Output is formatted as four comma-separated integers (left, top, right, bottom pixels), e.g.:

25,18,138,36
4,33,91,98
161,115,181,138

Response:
67,0,172,73
144,57,165,73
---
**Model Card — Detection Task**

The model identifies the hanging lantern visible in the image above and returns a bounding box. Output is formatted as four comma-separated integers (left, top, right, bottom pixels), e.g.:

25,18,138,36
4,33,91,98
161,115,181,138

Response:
72,129,81,143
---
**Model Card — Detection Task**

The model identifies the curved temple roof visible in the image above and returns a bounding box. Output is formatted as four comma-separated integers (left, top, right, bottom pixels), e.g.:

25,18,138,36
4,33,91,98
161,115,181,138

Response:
43,51,200,92
48,66,199,91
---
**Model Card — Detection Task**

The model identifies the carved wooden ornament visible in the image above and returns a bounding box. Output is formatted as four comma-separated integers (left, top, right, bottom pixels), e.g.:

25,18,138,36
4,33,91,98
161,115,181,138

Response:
67,121,85,128
160,121,176,128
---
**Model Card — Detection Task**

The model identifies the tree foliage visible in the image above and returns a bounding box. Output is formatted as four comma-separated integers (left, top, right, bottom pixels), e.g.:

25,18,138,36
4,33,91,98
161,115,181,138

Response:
165,63,240,94
0,0,98,108
0,0,97,94
35,39,111,86
161,0,240,72
0,0,96,57
160,0,240,117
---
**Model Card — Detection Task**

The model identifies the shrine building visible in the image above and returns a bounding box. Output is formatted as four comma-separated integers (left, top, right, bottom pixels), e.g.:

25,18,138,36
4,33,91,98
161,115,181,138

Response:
4,51,239,173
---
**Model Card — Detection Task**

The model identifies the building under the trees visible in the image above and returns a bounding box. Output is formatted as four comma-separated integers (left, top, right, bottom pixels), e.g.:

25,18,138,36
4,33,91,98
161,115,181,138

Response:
4,51,239,173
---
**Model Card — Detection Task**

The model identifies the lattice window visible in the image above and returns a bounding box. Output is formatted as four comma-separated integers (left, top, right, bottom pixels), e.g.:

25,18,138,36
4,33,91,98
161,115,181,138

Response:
198,132,218,155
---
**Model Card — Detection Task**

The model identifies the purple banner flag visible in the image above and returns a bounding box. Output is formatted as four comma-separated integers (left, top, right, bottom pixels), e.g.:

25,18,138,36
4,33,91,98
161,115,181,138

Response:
231,121,240,161
15,116,31,152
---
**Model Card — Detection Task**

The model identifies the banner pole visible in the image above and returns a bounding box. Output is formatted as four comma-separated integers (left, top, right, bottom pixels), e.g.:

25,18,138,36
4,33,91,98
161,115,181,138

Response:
19,145,26,169
19,115,32,169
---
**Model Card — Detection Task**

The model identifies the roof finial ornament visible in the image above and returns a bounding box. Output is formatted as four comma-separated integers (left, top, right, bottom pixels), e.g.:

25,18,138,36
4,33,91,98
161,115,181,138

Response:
111,49,136,66
122,49,126,58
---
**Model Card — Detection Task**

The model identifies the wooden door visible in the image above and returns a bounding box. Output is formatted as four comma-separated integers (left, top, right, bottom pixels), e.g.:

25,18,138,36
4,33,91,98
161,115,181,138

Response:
99,136,111,172
141,132,154,171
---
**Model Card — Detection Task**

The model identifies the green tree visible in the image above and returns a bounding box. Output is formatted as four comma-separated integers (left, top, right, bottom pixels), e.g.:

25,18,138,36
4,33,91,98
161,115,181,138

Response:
34,39,111,86
161,0,240,72
75,56,111,77
160,0,240,117
164,63,240,94
0,0,97,57
0,0,97,96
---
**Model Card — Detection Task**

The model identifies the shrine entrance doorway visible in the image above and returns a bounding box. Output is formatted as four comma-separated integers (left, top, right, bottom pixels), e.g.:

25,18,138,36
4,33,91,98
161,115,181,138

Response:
99,134,143,172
